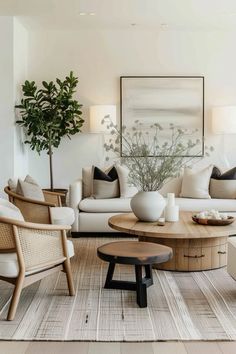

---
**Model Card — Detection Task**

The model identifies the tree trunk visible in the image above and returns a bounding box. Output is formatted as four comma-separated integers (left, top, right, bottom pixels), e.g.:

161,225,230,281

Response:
49,144,54,191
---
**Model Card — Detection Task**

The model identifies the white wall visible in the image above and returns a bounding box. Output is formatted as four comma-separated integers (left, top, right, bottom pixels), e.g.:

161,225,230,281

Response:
13,18,28,178
26,28,236,188
0,17,14,196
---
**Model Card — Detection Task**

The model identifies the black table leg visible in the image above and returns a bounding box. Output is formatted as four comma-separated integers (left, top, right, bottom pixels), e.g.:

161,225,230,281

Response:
104,262,153,308
104,262,115,288
135,265,147,308
145,264,153,285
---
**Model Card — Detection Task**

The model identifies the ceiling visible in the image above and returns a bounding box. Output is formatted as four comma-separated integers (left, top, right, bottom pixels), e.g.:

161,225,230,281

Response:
1,0,236,30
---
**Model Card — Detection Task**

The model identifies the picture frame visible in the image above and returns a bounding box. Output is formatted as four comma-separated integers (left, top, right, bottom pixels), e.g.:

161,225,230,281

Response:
120,76,204,157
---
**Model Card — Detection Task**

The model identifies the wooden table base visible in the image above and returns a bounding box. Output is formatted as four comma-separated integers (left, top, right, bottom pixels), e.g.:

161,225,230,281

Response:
139,236,228,271
104,262,153,307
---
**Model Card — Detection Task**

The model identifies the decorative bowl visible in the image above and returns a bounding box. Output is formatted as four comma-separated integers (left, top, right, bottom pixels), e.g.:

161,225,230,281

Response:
192,215,235,226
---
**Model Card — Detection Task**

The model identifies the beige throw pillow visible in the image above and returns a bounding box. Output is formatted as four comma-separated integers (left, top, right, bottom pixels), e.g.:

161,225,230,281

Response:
16,175,45,201
115,164,138,198
210,179,236,199
91,166,120,199
180,165,213,199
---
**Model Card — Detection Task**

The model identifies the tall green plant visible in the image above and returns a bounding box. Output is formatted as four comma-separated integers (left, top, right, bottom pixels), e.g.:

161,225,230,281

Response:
16,71,84,190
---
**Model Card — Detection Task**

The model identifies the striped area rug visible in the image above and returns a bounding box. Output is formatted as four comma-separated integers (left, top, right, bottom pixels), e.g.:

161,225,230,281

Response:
1,237,236,341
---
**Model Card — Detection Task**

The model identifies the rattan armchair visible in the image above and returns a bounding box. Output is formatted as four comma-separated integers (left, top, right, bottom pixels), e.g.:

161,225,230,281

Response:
4,187,64,224
0,216,75,321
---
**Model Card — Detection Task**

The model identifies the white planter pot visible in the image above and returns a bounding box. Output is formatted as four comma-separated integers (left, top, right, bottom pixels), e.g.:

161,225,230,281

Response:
130,191,166,222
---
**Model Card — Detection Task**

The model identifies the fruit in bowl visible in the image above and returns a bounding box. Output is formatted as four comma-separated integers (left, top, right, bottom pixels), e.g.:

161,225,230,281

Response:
192,210,235,226
195,210,228,220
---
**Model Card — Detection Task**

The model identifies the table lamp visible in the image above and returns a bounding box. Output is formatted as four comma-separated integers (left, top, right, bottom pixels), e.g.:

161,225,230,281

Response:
89,105,116,133
212,105,236,168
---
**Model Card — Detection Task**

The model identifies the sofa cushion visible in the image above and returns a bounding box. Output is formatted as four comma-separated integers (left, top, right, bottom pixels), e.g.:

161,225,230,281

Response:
82,166,93,198
180,165,213,199
50,207,75,226
175,197,236,212
159,176,183,197
210,179,236,199
79,197,132,213
92,166,119,199
0,240,74,278
79,196,236,213
115,164,138,198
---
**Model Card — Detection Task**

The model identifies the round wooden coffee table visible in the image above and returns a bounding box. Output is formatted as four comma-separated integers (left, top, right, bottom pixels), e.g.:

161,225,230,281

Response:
108,212,236,271
97,241,172,307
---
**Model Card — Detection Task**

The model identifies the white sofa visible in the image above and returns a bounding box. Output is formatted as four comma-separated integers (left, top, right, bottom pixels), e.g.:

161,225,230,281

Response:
69,174,236,234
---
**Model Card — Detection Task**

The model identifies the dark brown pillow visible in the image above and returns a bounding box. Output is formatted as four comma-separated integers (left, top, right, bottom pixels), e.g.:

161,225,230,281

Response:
211,166,236,180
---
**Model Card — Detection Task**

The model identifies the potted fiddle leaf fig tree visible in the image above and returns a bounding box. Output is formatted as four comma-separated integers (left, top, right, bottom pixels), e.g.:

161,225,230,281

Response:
16,71,84,191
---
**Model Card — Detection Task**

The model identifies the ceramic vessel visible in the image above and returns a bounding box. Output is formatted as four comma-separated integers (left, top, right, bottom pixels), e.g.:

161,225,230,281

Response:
130,191,166,222
165,193,179,222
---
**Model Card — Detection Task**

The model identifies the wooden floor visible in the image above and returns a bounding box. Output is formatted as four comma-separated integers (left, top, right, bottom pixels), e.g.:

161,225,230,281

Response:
0,341,236,354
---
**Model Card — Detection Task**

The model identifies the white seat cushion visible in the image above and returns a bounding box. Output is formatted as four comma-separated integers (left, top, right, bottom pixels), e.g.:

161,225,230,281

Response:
79,197,132,213
0,240,74,278
50,207,75,225
79,196,236,213
175,198,236,212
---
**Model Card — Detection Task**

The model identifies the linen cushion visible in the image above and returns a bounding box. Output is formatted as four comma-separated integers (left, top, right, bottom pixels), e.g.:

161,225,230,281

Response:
16,175,44,201
210,179,236,199
50,207,75,226
180,165,213,199
92,166,120,199
0,240,74,278
82,166,114,198
159,176,183,197
82,167,93,198
0,198,24,221
115,164,138,198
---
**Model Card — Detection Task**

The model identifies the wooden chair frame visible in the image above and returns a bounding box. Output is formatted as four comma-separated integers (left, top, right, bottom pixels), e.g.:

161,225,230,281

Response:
4,187,64,224
0,216,75,321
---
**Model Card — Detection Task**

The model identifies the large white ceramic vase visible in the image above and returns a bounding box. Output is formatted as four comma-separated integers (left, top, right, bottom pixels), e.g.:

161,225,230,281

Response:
130,191,166,222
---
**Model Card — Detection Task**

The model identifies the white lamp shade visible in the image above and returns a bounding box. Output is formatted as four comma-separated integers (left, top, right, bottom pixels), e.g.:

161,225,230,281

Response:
212,106,236,134
89,105,116,133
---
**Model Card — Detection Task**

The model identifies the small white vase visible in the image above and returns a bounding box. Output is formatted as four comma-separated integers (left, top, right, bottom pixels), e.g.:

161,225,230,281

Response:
130,191,166,222
165,193,179,222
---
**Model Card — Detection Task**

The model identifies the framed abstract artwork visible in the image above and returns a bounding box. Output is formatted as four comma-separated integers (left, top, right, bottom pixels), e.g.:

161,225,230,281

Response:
120,76,204,157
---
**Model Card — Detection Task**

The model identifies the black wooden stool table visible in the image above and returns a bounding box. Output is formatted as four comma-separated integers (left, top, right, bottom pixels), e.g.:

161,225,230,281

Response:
97,241,173,308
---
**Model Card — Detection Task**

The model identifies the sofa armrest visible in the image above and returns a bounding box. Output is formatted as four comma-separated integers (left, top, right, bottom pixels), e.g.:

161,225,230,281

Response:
69,179,83,232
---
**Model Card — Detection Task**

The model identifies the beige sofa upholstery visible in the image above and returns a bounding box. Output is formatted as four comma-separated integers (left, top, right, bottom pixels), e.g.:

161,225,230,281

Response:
69,173,236,233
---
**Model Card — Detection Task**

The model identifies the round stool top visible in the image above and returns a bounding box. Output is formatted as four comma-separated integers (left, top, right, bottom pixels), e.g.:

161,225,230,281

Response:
97,241,173,265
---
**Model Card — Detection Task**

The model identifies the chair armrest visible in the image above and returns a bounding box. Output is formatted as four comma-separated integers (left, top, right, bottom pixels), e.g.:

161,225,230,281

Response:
69,179,83,232
0,216,71,231
69,179,83,208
